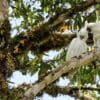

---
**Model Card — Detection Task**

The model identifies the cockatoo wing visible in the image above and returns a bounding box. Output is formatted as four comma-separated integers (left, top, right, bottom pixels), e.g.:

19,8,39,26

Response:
66,37,88,61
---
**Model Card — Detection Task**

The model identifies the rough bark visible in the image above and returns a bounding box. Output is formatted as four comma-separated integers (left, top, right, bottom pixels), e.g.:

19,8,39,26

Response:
0,0,8,27
22,50,100,100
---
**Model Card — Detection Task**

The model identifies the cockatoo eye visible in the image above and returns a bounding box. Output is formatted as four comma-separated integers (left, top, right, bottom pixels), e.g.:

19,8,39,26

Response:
80,35,84,39
87,27,91,32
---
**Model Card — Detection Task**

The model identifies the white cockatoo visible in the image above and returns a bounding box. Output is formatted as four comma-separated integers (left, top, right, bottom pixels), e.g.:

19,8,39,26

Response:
66,22,100,61
66,29,88,61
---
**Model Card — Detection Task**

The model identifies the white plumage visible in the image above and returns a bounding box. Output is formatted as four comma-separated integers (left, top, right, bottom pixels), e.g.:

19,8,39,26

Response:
66,34,88,61
66,22,100,61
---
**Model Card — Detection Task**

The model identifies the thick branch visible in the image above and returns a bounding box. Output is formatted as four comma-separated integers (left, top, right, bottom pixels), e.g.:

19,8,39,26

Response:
22,50,100,100
11,33,76,55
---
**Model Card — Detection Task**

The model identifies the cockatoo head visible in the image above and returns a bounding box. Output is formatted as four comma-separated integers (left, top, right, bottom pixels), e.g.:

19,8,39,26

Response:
77,27,88,41
78,22,95,46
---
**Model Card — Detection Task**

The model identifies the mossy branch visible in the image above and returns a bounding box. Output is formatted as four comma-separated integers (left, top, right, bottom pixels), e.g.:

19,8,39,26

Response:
11,0,100,55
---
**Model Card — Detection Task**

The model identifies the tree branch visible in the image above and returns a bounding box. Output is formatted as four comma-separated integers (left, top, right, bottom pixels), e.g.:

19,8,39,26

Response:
47,0,97,28
43,85,100,97
22,50,100,100
11,0,100,55
11,33,76,55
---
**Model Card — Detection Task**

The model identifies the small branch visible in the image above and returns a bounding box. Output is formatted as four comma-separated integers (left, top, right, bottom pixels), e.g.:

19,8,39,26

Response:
47,0,97,27
95,0,100,3
22,50,100,100
45,85,98,100
43,85,100,97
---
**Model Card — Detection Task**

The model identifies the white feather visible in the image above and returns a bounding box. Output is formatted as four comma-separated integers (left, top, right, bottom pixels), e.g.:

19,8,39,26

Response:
66,22,100,61
66,37,87,61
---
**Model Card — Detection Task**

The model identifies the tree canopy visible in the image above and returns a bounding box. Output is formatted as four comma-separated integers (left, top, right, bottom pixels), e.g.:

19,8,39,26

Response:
0,0,100,100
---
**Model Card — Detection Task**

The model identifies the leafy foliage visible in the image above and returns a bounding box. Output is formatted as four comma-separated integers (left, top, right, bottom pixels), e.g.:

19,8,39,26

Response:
0,0,99,99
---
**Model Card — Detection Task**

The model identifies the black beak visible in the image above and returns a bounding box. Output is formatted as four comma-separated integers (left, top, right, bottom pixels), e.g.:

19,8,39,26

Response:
86,27,94,46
